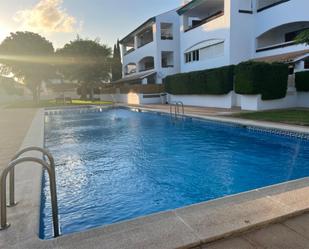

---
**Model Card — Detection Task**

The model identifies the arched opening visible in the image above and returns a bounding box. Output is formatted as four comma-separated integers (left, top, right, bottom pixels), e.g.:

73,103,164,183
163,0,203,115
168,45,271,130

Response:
138,56,154,72
256,21,309,52
125,63,137,75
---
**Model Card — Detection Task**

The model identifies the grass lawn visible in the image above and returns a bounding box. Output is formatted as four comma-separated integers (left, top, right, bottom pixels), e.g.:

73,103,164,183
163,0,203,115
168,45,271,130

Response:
6,99,113,108
232,109,309,126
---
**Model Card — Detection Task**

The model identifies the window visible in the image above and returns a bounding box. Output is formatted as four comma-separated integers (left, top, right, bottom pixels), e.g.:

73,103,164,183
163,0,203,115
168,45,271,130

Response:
161,51,174,68
192,50,199,61
161,23,173,40
185,50,199,63
185,52,191,63
200,42,224,60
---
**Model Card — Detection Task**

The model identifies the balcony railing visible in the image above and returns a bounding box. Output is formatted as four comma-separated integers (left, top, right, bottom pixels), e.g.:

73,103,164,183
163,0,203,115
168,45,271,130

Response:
137,39,153,49
256,41,296,53
185,11,224,32
257,0,290,12
124,48,135,56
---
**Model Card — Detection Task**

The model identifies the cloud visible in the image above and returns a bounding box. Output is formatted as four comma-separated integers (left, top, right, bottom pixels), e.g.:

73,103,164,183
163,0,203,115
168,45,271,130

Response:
14,0,80,33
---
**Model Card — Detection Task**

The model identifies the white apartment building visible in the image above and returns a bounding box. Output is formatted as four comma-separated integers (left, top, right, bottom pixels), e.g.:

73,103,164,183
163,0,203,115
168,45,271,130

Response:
119,9,180,84
115,0,309,110
179,0,309,73
119,0,308,84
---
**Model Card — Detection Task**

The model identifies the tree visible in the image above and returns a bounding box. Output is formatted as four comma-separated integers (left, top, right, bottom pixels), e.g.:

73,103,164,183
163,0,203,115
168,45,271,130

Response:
56,37,112,100
0,31,55,103
295,29,309,45
111,39,122,82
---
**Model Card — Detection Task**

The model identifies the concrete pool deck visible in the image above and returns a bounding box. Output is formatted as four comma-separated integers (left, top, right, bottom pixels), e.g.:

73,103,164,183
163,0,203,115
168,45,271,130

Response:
0,106,309,249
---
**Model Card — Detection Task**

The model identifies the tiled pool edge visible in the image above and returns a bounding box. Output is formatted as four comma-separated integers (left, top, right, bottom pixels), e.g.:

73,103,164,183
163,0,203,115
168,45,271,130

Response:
1,107,309,249
133,105,309,137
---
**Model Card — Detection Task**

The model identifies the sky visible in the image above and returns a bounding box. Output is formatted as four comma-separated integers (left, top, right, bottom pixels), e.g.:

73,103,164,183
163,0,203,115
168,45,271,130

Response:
0,0,182,49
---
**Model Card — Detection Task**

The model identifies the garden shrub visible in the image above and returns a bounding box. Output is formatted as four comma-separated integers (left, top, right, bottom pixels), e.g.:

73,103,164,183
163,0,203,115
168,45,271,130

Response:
164,65,235,95
235,61,288,100
295,71,309,92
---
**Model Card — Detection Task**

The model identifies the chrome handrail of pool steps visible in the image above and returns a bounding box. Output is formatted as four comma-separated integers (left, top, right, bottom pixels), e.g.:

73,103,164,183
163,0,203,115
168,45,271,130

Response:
169,101,184,120
0,147,60,237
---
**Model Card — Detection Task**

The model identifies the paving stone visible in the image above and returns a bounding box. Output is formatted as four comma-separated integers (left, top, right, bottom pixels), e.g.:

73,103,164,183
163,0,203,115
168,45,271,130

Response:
175,194,292,243
283,212,309,239
201,237,260,249
244,224,309,249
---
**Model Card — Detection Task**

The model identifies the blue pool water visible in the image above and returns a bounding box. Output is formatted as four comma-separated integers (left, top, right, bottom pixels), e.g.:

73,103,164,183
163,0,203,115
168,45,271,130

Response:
40,108,309,239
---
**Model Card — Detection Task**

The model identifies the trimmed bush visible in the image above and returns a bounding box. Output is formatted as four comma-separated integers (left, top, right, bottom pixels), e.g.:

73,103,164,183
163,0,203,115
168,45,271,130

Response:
235,61,288,100
295,71,309,92
164,65,234,95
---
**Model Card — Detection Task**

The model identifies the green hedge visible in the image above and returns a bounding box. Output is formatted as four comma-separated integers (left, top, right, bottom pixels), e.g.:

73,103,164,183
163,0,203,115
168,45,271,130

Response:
164,65,234,95
295,71,309,92
235,61,288,100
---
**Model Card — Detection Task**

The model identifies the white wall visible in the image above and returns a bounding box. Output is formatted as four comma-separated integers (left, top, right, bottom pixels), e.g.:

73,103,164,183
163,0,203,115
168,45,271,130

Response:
298,92,309,108
99,93,164,105
169,92,234,108
121,9,181,84
240,92,309,111
229,0,254,65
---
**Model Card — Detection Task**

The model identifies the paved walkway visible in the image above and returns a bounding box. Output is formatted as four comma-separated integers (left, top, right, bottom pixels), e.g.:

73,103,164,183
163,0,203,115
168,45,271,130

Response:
200,213,309,249
0,108,36,170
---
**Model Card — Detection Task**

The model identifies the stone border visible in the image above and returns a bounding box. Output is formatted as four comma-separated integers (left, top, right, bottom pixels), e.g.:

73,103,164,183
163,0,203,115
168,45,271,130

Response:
1,107,309,249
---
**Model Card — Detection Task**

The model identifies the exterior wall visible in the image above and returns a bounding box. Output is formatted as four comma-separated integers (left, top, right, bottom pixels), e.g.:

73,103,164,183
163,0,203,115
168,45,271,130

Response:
229,0,255,65
169,92,234,108
253,0,309,59
240,92,309,111
99,93,165,105
121,9,180,84
155,10,181,82
298,92,309,108
179,0,231,73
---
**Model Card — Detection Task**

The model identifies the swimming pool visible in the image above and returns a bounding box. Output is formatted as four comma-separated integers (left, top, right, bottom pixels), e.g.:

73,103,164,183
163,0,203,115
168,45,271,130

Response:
40,108,309,239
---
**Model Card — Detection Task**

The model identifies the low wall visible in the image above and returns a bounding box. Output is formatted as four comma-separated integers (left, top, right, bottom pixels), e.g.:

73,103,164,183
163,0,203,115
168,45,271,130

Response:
169,92,234,109
240,92,309,111
298,92,309,108
99,93,165,105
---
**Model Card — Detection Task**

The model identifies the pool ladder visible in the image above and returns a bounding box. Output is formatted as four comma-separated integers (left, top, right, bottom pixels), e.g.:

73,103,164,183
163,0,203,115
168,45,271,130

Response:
0,147,60,238
170,101,185,120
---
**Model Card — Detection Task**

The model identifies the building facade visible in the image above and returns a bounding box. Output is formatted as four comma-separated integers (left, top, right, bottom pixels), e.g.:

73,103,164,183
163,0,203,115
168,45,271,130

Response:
178,0,309,73
116,0,309,110
119,9,180,85
120,0,308,84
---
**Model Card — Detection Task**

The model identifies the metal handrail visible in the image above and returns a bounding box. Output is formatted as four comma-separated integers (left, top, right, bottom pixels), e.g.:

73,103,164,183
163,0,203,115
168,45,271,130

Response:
0,150,60,238
8,147,54,207
169,101,184,120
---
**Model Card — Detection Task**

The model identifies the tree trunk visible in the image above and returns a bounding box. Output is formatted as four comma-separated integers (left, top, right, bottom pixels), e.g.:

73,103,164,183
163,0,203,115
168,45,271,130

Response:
89,85,94,101
80,85,87,100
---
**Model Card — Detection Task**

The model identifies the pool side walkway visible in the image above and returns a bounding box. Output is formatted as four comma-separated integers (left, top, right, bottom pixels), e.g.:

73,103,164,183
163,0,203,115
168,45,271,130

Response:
0,107,36,171
0,106,309,249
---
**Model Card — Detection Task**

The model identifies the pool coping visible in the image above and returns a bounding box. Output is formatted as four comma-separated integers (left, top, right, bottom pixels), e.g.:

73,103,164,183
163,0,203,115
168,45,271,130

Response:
1,107,309,249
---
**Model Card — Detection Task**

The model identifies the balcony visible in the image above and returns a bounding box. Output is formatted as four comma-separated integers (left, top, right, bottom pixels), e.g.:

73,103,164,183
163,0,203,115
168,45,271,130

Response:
137,26,154,48
179,0,224,32
124,63,137,76
256,41,297,53
138,57,155,72
256,22,309,53
122,36,135,56
257,0,290,12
